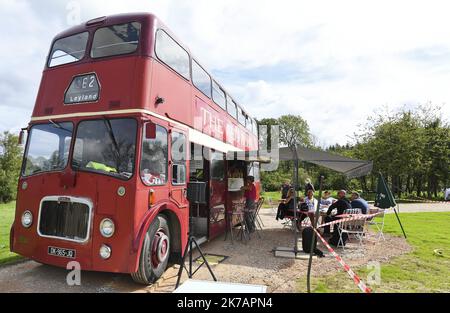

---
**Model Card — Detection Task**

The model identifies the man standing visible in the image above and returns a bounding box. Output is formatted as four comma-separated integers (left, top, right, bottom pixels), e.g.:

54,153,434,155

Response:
242,176,257,232
323,190,351,235
350,191,369,214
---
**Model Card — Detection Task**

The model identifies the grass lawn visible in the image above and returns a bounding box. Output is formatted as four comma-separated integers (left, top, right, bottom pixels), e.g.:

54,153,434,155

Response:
0,201,21,265
297,212,450,293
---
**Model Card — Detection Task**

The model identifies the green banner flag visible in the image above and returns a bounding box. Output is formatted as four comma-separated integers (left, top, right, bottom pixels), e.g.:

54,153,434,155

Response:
375,172,396,209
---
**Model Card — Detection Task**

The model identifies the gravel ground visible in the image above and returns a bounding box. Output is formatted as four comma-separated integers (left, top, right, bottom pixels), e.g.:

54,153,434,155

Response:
1,203,430,293
149,208,412,293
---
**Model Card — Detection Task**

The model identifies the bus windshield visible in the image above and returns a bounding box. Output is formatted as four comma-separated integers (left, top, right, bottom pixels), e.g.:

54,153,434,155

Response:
23,122,74,176
72,118,137,180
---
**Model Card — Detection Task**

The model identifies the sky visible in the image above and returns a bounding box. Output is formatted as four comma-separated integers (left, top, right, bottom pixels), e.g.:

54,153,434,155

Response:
0,0,449,147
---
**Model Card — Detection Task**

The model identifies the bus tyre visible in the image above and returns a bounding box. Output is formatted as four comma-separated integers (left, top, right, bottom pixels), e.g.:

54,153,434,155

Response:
131,215,171,285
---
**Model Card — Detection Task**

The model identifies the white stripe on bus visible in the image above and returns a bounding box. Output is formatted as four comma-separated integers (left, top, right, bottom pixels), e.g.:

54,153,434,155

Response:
30,108,244,153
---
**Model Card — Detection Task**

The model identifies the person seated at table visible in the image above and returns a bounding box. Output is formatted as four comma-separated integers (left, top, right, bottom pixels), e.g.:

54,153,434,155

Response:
304,178,315,196
323,190,351,235
280,180,292,199
299,189,319,226
350,191,369,214
276,188,295,220
320,191,336,208
445,187,450,201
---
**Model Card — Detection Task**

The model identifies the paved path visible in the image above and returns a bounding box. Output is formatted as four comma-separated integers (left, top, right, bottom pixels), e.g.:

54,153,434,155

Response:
0,202,447,293
382,202,450,213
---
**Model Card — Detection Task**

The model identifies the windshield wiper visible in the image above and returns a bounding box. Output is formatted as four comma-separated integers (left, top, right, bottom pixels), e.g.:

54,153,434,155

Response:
102,117,121,173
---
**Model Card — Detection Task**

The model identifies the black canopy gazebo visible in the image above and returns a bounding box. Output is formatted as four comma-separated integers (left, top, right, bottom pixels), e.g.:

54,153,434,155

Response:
274,145,373,292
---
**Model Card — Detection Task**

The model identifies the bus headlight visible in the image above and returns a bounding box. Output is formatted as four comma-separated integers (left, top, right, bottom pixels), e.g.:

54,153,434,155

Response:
99,244,112,260
21,211,33,228
99,218,115,238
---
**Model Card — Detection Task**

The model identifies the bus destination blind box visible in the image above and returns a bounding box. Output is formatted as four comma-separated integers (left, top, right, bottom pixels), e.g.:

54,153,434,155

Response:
64,73,100,105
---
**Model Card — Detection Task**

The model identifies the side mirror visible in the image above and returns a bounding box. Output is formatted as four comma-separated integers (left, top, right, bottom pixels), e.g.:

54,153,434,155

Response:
18,129,26,145
145,123,156,139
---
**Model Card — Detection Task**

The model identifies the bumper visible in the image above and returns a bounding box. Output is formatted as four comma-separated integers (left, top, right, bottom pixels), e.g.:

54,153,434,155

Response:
11,224,138,274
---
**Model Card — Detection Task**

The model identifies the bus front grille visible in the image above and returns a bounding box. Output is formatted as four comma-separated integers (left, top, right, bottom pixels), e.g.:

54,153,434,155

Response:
38,200,90,242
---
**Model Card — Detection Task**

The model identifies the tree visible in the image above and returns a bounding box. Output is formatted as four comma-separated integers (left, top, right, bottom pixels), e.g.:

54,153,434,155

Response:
0,132,23,203
257,115,314,191
278,115,312,148
347,104,449,199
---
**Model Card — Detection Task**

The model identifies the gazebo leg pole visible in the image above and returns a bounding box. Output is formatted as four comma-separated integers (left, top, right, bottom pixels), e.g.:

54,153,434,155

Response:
393,205,407,239
307,175,324,293
293,158,299,254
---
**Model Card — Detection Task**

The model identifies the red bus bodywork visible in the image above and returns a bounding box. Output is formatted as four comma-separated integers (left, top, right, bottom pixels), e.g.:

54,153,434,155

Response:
11,13,259,275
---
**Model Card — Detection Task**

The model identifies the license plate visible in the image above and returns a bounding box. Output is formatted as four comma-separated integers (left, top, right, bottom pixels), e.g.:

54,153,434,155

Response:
48,246,76,259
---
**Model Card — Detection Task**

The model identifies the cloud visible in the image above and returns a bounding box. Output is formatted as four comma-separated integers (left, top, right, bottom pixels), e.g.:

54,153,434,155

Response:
0,0,449,146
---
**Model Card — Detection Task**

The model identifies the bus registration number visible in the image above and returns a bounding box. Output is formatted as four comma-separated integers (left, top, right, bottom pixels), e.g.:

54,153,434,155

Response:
48,246,76,259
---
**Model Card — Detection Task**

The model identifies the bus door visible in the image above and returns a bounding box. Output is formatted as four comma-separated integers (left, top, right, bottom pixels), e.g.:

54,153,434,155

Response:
189,143,208,241
169,128,188,209
209,150,227,239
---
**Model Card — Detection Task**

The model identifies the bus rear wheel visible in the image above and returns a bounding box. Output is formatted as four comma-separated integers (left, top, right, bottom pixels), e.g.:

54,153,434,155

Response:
131,214,171,285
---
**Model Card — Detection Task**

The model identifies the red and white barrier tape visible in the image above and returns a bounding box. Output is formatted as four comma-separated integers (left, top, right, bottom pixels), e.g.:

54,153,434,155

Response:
316,212,382,229
313,227,372,294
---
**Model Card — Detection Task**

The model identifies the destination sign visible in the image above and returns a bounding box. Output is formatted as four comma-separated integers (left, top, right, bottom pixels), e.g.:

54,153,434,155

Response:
64,73,100,105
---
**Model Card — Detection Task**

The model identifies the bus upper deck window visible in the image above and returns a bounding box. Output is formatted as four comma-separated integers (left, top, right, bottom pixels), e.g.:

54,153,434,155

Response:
91,22,141,59
48,32,89,67
155,29,190,80
212,81,226,111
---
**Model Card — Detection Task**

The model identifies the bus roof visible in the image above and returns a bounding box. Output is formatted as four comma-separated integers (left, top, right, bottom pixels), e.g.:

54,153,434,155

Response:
42,12,256,125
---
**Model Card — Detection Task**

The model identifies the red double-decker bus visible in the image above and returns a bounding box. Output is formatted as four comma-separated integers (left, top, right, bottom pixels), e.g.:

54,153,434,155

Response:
10,13,260,284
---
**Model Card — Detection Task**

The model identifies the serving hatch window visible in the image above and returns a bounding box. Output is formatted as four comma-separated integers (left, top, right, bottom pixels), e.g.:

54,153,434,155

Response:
91,22,141,59
48,32,89,67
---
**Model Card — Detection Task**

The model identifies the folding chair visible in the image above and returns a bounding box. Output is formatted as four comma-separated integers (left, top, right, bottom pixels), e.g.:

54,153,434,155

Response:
282,216,296,230
254,197,265,228
243,199,262,240
367,208,386,241
225,201,250,244
337,208,366,251
267,197,278,215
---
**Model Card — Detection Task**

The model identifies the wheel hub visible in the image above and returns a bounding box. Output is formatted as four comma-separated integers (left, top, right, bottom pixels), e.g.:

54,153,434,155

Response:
151,230,169,268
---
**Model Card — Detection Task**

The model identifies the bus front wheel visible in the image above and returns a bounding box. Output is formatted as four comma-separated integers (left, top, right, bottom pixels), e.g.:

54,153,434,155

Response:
131,214,171,285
